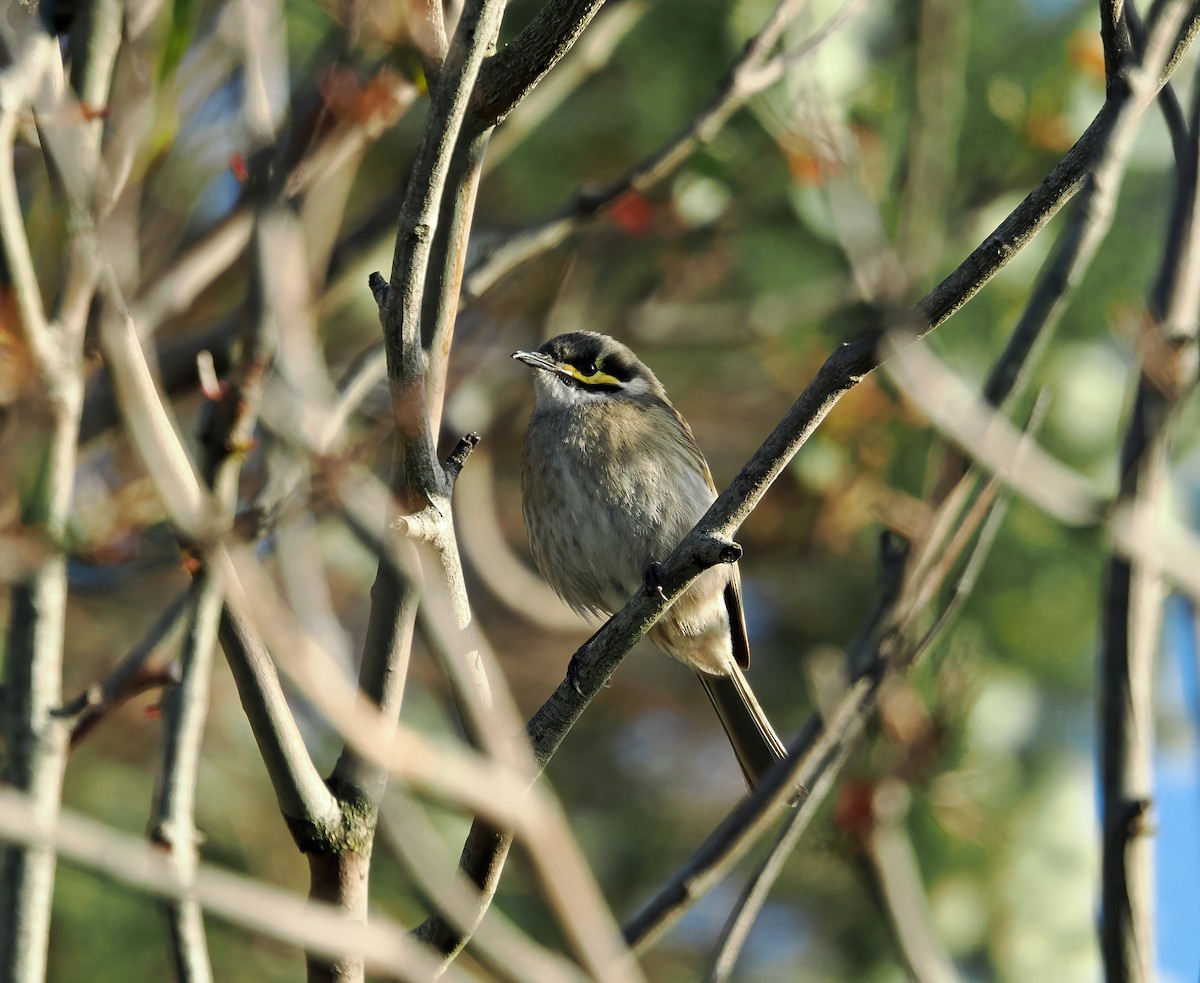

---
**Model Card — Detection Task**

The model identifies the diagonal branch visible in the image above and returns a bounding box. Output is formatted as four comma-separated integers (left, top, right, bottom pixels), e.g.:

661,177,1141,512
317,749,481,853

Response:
472,0,610,126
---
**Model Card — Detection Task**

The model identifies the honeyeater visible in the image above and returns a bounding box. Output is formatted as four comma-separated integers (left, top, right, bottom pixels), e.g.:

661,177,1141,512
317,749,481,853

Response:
514,331,787,786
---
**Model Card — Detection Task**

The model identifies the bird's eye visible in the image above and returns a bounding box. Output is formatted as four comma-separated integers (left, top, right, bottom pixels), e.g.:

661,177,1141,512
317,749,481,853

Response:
578,360,597,377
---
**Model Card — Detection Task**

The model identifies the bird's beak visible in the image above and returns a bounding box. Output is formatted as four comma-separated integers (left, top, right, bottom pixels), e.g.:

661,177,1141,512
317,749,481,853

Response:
512,350,558,373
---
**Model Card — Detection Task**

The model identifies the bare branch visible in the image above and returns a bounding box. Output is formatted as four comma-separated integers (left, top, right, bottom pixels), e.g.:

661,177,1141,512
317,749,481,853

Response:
625,675,875,950
859,782,961,983
379,795,591,983
62,587,191,743
96,269,218,543
472,0,609,126
1127,0,1190,167
0,790,477,981
485,1,648,164
150,571,220,983
0,13,112,980
1100,0,1134,84
1100,10,1200,978
0,29,55,373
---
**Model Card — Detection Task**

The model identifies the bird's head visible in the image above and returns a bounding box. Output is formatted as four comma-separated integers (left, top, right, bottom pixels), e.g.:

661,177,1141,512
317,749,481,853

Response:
512,331,664,409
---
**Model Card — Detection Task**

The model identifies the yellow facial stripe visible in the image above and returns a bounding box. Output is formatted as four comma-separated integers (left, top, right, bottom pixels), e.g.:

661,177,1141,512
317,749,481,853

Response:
565,365,622,388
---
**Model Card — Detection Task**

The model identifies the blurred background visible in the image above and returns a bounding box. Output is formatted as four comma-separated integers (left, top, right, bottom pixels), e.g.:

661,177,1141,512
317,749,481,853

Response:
6,0,1199,980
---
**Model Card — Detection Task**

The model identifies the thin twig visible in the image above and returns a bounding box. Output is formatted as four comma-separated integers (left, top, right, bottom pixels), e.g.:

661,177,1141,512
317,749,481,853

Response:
149,190,287,983
1100,0,1134,86
0,790,476,982
62,587,193,745
94,258,340,831
639,399,1022,958
0,13,111,982
313,444,640,981
1127,0,1191,167
379,795,592,983
1100,13,1200,978
150,570,220,983
706,720,858,981
341,0,511,833
859,782,961,983
0,30,55,373
472,0,612,126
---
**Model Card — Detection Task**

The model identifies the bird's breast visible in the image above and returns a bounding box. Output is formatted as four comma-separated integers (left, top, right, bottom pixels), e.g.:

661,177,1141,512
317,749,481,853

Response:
521,404,715,618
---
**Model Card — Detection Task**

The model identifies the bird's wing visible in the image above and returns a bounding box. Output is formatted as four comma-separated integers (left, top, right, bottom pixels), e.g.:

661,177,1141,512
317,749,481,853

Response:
662,401,718,494
724,575,752,670
658,400,752,669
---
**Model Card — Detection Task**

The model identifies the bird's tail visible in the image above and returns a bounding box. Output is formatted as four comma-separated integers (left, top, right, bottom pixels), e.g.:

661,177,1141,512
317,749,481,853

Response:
696,667,787,788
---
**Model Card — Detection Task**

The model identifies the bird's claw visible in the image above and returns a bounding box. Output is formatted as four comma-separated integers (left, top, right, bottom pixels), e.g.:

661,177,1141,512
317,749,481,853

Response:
567,653,586,697
644,561,668,601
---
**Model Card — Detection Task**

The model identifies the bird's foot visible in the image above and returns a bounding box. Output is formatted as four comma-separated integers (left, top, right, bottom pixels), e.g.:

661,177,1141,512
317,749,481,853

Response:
644,561,668,601
566,651,587,697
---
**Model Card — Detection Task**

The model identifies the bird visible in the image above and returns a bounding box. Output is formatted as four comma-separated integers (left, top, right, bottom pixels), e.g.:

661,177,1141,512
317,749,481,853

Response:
513,330,788,787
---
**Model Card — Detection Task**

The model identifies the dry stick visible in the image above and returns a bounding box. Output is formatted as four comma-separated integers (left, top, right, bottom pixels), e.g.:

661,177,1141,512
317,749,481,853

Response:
0,35,55,367
888,334,1200,601
0,13,114,983
60,587,193,745
700,539,906,981
1100,0,1135,84
370,2,655,978
344,0,508,815
419,1,1200,960
222,540,645,983
96,256,353,923
149,205,281,983
1128,0,1191,167
655,453,1017,963
95,264,340,830
215,596,342,826
151,572,220,983
626,667,880,951
222,554,539,823
315,0,510,976
0,790,477,982
379,797,592,983
1100,43,1200,983
859,785,960,983
707,730,857,983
